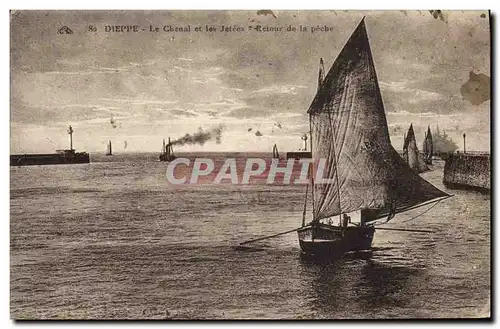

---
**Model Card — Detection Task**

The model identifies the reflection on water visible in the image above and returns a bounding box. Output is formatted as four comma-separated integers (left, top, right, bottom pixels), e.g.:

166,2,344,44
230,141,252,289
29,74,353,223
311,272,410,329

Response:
358,260,417,314
299,250,419,318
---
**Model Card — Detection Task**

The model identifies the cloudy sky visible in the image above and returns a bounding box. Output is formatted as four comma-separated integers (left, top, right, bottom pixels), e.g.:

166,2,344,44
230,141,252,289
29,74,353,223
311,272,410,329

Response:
10,10,490,153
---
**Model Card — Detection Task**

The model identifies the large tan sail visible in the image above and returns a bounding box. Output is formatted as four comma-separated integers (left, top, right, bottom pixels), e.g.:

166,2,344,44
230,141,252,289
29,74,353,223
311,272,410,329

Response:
308,18,448,222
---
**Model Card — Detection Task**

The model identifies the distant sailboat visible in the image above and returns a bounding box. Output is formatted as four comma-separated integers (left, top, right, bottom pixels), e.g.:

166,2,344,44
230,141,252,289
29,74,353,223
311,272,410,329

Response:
422,126,433,165
106,140,112,156
159,138,176,162
272,144,280,159
403,124,429,173
294,18,450,255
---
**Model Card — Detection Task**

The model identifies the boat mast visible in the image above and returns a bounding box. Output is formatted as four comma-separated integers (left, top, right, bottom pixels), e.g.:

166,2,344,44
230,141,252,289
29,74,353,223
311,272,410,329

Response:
302,182,309,227
313,57,343,225
307,57,325,222
308,114,315,221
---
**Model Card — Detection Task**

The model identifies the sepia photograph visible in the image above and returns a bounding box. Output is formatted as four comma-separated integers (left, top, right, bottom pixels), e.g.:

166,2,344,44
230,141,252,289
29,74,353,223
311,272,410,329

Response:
10,10,490,319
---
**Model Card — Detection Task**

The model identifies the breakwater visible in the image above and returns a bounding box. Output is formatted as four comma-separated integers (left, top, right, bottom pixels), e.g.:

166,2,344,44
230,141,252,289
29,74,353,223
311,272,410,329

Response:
286,151,312,160
10,150,90,166
443,152,490,191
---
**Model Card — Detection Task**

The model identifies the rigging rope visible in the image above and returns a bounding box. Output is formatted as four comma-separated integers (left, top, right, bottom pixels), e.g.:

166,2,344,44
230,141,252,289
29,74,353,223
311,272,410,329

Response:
374,198,444,226
302,182,309,227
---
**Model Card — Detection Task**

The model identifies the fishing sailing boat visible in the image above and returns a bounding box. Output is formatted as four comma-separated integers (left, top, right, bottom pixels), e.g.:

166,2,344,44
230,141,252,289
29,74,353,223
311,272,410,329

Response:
402,124,429,173
159,138,176,162
422,126,433,165
295,18,450,254
106,140,112,156
272,144,280,159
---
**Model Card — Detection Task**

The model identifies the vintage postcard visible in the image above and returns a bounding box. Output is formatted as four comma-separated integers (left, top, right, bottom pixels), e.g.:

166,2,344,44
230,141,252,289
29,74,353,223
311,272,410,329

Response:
10,10,490,319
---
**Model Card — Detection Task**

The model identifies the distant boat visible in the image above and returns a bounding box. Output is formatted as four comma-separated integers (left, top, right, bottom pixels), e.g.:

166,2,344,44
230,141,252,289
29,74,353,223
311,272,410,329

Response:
159,138,176,162
106,140,113,156
402,124,429,173
272,144,280,159
422,126,433,165
295,18,450,255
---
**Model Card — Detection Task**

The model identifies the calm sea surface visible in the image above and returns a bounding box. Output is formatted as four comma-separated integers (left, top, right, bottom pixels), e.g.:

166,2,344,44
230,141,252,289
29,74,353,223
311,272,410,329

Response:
10,152,490,319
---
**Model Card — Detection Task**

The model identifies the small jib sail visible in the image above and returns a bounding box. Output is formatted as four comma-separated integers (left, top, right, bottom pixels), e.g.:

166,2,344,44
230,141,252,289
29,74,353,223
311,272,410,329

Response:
272,144,280,159
106,140,112,156
307,18,449,224
422,126,433,165
403,124,429,173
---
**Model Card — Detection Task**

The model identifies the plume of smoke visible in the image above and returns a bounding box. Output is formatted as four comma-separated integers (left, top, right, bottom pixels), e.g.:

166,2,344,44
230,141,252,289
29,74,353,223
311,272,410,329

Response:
171,124,225,146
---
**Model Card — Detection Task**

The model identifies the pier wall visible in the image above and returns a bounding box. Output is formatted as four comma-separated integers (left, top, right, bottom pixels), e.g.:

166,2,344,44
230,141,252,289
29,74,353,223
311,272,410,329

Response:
443,153,490,191
286,152,312,159
10,153,90,166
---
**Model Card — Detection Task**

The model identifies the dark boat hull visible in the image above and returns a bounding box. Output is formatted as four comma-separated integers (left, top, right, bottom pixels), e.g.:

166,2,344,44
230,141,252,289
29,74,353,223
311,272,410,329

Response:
159,155,176,162
297,223,375,255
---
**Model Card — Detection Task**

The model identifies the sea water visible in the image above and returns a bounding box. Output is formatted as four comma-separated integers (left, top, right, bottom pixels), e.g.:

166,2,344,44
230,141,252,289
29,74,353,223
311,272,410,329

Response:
10,152,490,319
